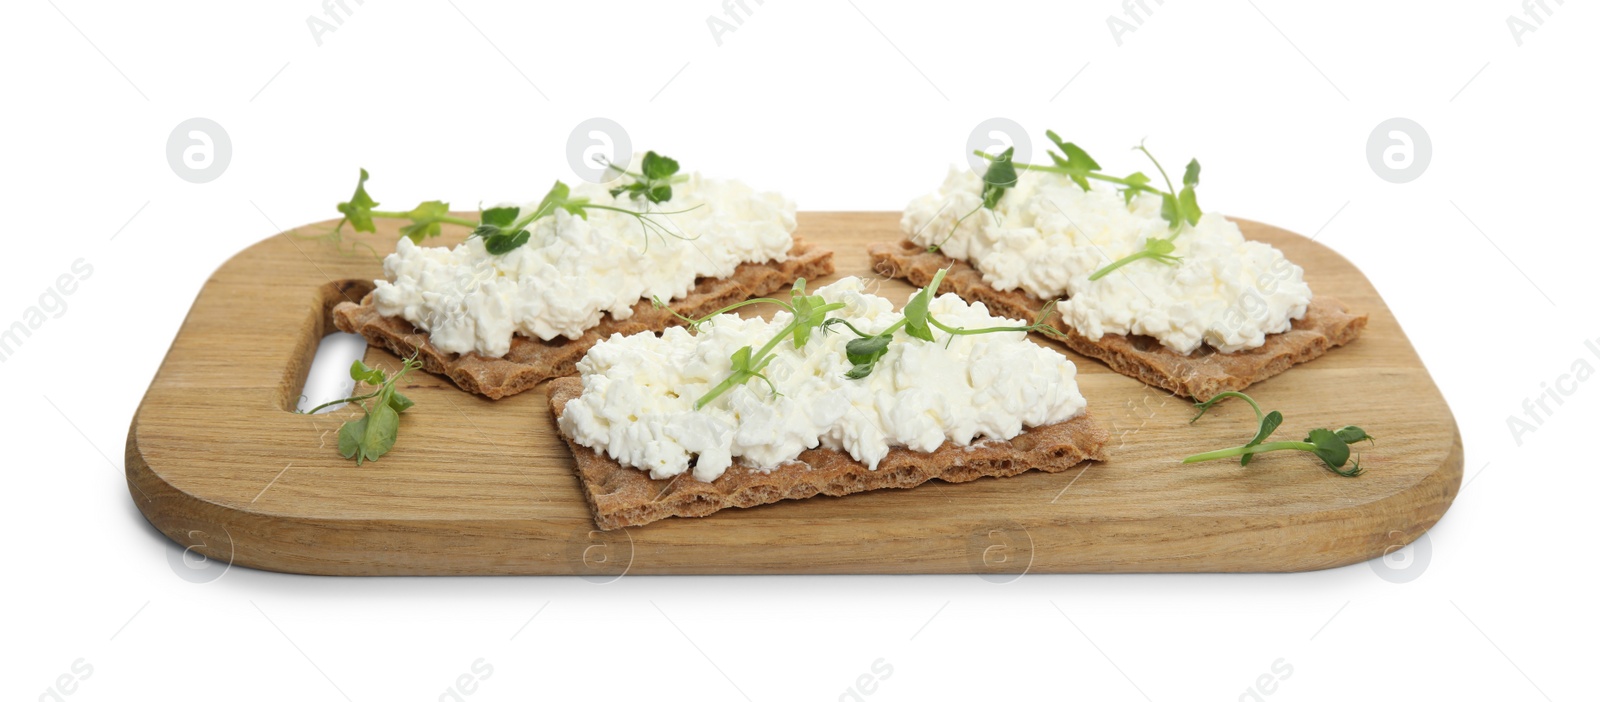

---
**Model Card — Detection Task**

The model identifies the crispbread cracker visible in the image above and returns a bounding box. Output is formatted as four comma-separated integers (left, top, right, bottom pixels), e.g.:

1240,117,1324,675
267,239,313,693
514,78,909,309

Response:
547,377,1108,530
868,239,1366,400
332,239,834,399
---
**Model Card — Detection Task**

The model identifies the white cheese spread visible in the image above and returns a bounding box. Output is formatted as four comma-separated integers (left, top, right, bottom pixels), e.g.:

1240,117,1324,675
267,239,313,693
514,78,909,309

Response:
902,167,1313,354
371,158,797,357
557,277,1089,482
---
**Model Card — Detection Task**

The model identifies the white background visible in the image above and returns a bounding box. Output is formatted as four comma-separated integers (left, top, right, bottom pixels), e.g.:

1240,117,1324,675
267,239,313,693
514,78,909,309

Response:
2,1,1594,700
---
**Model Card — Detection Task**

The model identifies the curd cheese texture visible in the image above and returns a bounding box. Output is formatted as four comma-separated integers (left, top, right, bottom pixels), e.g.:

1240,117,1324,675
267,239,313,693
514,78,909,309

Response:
902,167,1313,354
371,158,796,357
557,277,1089,482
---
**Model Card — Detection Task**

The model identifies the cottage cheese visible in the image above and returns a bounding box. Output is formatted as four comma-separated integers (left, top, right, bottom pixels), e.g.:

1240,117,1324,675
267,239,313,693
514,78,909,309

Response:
371,159,796,357
902,167,1313,354
557,277,1088,482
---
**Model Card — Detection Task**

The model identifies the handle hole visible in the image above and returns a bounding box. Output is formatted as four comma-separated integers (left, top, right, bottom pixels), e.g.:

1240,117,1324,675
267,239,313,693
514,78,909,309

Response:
282,278,376,413
295,331,369,413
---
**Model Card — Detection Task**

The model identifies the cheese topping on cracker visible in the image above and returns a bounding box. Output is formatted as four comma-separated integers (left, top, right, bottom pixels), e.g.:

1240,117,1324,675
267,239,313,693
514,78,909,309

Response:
902,167,1314,354
557,277,1088,482
371,158,796,357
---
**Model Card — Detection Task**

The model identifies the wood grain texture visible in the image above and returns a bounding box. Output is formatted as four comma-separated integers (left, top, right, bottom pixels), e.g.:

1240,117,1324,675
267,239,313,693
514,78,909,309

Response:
125,213,1461,576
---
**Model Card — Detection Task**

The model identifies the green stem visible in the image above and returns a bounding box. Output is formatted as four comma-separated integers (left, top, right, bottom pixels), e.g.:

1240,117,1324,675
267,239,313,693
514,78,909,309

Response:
369,211,478,228
695,373,747,410
303,390,379,416
691,302,844,409
1192,391,1263,424
1182,441,1315,464
507,203,554,232
927,316,1030,336
302,358,419,415
692,326,789,409
686,297,795,324
1135,143,1177,196
973,151,1165,196
1089,251,1163,281
826,319,878,338
932,203,982,251
754,319,803,360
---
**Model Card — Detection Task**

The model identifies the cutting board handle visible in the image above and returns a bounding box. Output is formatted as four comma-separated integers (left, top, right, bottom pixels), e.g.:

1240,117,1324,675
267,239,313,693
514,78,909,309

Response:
280,278,375,412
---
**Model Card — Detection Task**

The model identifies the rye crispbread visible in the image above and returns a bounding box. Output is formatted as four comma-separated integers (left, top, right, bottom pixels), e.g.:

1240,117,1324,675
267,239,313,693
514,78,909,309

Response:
868,240,1367,400
547,377,1108,530
332,239,834,399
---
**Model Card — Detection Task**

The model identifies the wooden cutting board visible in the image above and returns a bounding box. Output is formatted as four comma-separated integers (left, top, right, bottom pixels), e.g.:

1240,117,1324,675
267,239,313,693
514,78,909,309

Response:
125,213,1460,576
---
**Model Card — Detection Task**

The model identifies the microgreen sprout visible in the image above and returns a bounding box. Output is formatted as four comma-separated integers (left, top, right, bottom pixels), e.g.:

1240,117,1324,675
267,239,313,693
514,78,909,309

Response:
823,267,1068,377
1181,391,1372,477
677,269,1070,409
301,355,423,466
655,279,846,410
333,169,479,243
929,147,1018,253
1087,237,1180,281
604,151,687,204
972,134,1203,280
331,162,702,255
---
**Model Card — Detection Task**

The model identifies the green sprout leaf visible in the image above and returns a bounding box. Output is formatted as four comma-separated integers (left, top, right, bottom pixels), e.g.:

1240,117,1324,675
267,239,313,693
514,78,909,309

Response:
336,415,368,461
787,279,835,349
930,148,1017,253
1182,391,1368,477
397,200,451,243
642,151,680,180
479,227,530,255
1304,428,1358,476
358,402,400,462
980,147,1018,208
844,335,893,379
471,181,589,255
538,181,590,218
1045,131,1102,191
335,168,378,233
1335,426,1375,445
1177,187,1201,226
387,390,415,414
610,150,683,204
310,355,422,465
349,360,386,386
900,268,948,342
1121,172,1151,205
480,206,519,228
1241,410,1283,467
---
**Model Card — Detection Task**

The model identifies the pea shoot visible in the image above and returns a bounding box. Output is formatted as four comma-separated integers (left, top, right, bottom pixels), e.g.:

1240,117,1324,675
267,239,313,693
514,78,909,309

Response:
680,269,1067,409
655,279,846,409
928,146,1018,253
1181,391,1372,477
301,356,423,466
604,150,686,204
970,133,1203,281
331,158,702,255
824,267,1067,377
